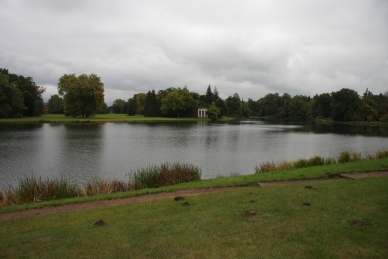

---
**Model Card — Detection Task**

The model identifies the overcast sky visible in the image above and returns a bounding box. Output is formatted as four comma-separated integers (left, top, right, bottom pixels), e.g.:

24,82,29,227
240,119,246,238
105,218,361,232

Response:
1,0,387,105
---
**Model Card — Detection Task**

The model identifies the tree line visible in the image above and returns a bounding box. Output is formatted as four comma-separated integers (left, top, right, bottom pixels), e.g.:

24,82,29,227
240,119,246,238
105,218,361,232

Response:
2,68,387,122
109,86,388,122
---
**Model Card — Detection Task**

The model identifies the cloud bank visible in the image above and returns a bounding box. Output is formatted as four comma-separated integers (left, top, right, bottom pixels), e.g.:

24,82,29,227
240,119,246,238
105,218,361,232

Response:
1,0,387,105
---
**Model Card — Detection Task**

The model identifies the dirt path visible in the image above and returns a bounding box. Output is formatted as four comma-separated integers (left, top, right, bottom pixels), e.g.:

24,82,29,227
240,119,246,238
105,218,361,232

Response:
1,171,387,222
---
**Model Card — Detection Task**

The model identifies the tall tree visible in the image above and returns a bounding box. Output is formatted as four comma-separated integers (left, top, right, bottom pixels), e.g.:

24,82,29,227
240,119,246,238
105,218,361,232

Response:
135,93,147,115
0,71,24,118
225,93,242,118
127,95,138,115
58,73,105,118
144,90,160,117
205,85,214,105
161,88,197,117
47,94,64,114
2,68,45,117
331,88,361,122
112,99,127,114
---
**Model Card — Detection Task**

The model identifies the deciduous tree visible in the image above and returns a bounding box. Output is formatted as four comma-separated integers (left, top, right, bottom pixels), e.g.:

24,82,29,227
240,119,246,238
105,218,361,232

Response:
58,73,104,118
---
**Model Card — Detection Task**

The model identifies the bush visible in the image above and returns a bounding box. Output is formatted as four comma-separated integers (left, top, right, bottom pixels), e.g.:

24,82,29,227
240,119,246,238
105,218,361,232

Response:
255,161,276,173
308,156,325,166
380,114,388,122
293,159,309,169
350,115,363,122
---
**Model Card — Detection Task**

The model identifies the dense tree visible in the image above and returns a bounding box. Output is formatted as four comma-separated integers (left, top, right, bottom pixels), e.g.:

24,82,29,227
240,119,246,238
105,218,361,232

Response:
289,95,308,121
160,88,197,117
225,93,242,118
331,88,361,122
215,98,227,117
144,90,161,117
261,93,279,116
135,93,147,115
1,68,45,117
58,73,105,118
112,99,127,114
205,85,214,105
208,101,220,121
0,71,24,118
247,98,259,116
127,95,138,115
47,94,64,114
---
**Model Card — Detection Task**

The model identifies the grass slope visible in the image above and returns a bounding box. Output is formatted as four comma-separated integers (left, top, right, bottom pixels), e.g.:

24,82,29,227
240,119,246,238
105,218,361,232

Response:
1,178,387,258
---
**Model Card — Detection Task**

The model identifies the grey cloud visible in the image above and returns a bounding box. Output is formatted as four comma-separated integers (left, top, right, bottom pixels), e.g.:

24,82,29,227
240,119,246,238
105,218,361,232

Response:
1,0,387,104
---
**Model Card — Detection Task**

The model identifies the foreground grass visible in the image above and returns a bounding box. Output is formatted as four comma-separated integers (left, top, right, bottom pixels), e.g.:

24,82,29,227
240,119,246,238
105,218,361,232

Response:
0,114,212,123
1,178,387,258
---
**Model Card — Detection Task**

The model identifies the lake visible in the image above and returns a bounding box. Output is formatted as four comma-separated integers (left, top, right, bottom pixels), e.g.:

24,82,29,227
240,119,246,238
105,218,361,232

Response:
1,120,388,190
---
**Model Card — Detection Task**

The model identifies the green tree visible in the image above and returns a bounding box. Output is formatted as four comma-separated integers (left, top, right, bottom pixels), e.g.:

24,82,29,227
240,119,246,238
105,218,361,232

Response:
127,95,138,115
2,68,45,117
215,98,227,117
208,101,220,121
205,85,214,105
261,93,279,116
0,71,24,118
112,99,127,114
135,93,147,115
58,73,105,118
289,95,308,121
331,88,361,122
161,88,197,117
47,94,64,114
225,93,242,118
144,90,160,117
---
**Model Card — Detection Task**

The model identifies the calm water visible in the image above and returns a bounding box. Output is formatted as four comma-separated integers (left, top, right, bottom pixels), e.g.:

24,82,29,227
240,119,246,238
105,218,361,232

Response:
1,120,388,190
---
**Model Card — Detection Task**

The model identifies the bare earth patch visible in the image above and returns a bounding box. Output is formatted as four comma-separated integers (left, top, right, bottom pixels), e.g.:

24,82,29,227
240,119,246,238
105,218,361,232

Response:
0,171,386,222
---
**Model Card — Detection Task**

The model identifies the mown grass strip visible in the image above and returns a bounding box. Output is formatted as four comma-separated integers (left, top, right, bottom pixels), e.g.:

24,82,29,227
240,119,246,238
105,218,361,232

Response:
0,178,387,258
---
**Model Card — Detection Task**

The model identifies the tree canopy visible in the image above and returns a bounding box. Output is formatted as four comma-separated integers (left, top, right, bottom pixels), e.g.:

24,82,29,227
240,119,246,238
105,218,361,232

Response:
58,73,104,118
0,68,44,118
160,87,197,117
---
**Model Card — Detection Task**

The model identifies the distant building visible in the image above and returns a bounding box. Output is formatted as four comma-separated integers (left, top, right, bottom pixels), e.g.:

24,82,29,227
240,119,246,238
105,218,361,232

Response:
197,107,208,118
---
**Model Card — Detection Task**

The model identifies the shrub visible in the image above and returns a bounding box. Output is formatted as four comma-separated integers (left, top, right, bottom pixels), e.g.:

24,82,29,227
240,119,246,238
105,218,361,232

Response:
308,156,325,166
338,151,351,163
324,157,336,164
293,159,309,169
350,115,363,121
380,114,388,122
277,161,294,170
255,161,276,173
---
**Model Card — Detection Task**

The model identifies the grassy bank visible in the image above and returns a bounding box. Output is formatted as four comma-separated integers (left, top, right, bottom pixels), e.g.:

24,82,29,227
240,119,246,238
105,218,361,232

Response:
1,156,388,214
1,177,387,258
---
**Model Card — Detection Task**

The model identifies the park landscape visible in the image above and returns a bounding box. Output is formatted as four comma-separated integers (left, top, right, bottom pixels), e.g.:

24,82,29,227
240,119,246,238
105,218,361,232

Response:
1,68,388,258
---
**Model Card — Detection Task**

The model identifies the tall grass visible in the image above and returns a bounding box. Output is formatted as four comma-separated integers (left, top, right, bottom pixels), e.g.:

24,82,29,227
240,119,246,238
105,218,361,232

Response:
0,163,201,208
255,150,388,173
129,163,202,189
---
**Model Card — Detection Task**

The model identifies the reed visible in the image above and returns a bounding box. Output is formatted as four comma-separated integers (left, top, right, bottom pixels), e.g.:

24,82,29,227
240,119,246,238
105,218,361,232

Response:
255,150,388,174
338,151,362,163
255,161,276,173
129,163,202,189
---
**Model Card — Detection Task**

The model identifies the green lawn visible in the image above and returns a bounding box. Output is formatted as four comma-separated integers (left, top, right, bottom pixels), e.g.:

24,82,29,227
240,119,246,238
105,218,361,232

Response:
1,177,387,258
